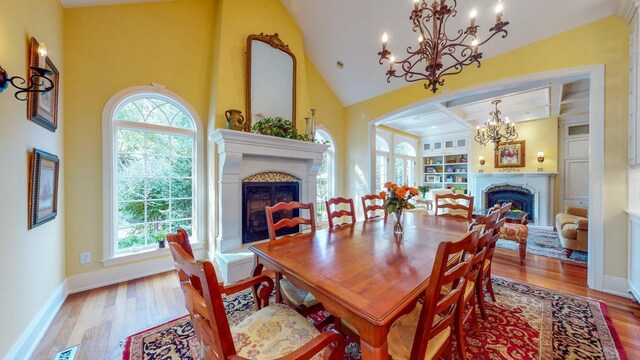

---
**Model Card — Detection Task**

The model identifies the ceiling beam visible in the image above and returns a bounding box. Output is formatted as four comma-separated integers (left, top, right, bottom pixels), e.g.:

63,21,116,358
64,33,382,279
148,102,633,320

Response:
433,103,474,129
443,84,549,109
550,82,563,118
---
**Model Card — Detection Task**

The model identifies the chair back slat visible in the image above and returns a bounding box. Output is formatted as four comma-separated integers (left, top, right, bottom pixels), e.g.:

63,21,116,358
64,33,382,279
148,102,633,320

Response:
410,229,479,360
361,194,387,220
167,228,202,294
168,242,236,359
498,202,512,219
265,201,316,241
435,193,474,220
326,197,356,227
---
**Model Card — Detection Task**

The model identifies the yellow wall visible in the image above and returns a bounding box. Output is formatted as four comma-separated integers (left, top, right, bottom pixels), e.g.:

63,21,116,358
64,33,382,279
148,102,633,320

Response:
345,16,629,278
0,0,65,357
469,117,558,173
63,0,347,278
64,0,215,276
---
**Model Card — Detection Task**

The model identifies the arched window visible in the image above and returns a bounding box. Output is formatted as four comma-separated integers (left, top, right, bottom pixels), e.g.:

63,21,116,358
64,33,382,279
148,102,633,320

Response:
315,129,335,223
394,142,417,186
376,135,389,192
103,86,203,264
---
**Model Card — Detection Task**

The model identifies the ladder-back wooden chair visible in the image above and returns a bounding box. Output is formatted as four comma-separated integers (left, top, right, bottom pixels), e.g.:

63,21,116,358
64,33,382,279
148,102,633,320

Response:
453,226,493,360
361,193,387,220
168,242,344,359
167,228,202,294
476,217,506,319
265,201,322,316
325,197,356,228
385,229,479,360
435,193,474,220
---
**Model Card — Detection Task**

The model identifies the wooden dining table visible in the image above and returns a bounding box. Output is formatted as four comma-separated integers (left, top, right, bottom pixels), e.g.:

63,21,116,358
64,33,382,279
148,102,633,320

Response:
249,212,471,359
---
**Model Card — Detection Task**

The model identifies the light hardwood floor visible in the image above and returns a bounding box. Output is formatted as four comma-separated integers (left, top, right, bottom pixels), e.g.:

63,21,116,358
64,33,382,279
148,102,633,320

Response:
32,249,640,360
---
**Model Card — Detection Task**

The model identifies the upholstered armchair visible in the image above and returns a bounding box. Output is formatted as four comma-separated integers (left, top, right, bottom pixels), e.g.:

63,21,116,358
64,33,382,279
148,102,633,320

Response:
555,206,588,257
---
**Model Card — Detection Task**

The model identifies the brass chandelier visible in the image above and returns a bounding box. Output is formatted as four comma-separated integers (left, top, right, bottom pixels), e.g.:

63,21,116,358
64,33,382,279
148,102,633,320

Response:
474,99,518,150
378,0,509,93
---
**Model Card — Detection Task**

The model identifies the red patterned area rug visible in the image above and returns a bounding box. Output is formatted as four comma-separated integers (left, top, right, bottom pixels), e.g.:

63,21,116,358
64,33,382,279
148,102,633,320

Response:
121,276,627,359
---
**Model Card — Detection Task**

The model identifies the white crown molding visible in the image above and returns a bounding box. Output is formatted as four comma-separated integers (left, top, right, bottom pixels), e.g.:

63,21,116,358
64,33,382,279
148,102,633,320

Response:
616,0,640,23
4,281,68,360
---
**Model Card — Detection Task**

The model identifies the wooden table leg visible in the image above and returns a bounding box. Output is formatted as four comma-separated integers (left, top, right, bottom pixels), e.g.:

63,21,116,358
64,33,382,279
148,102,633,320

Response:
360,338,388,360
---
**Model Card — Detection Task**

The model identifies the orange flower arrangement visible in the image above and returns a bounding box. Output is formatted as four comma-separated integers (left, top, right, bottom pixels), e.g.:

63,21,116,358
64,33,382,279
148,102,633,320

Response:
381,182,419,215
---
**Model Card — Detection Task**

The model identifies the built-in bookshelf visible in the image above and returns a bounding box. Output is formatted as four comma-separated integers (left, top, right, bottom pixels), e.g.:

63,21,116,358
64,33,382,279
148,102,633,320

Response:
422,153,468,193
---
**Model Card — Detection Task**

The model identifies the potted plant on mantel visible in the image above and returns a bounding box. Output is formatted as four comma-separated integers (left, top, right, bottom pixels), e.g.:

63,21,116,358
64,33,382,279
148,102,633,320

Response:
251,117,314,142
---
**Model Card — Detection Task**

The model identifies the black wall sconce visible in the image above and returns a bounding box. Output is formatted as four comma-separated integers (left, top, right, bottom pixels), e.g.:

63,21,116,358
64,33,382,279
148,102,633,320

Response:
0,42,54,101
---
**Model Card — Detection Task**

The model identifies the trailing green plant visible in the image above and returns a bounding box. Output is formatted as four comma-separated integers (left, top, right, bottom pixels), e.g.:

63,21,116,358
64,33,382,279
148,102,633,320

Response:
251,117,325,143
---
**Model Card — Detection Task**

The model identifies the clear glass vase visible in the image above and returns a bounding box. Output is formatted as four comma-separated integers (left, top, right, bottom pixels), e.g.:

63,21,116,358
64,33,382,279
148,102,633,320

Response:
394,211,404,235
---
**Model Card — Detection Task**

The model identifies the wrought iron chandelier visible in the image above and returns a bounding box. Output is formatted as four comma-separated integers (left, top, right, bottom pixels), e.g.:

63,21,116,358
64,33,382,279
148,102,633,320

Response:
474,99,518,150
378,0,509,93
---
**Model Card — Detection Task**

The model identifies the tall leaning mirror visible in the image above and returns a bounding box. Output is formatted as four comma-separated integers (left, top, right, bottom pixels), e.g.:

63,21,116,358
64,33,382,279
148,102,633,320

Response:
246,33,296,131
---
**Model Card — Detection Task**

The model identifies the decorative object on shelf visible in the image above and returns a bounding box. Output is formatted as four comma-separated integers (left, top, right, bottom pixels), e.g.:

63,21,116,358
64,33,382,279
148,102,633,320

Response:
0,37,56,108
251,116,313,142
246,33,296,132
380,182,419,235
459,155,467,163
474,99,518,151
378,0,509,93
446,165,453,172
479,155,485,173
28,148,60,229
224,109,246,131
537,151,545,172
495,140,525,168
452,185,466,194
310,108,317,139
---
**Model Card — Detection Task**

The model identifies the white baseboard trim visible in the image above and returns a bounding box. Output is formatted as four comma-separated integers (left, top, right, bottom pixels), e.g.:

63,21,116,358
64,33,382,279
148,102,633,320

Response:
67,255,175,294
4,280,67,360
629,280,640,302
67,248,209,294
602,275,632,298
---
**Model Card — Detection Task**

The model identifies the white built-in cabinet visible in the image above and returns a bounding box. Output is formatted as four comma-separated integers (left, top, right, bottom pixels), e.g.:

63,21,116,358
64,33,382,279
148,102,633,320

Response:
421,135,469,193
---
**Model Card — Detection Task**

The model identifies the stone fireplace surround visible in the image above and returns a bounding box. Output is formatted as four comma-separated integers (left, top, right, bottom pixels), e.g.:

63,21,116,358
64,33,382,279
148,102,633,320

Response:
469,172,557,228
211,129,329,283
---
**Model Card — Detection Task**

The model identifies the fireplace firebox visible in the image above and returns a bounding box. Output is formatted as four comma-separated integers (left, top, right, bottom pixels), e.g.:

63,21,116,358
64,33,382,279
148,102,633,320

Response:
242,182,300,244
486,185,535,223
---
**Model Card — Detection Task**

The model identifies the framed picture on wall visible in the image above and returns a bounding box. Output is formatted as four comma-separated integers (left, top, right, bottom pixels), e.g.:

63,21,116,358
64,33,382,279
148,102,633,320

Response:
495,140,526,168
29,148,60,229
27,37,60,132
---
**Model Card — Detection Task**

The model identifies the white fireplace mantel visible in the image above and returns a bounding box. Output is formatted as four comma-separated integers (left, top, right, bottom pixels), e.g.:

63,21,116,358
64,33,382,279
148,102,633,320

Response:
211,129,329,282
469,172,558,228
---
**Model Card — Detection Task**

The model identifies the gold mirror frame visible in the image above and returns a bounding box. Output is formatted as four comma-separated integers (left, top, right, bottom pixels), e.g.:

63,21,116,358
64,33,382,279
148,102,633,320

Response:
245,33,297,132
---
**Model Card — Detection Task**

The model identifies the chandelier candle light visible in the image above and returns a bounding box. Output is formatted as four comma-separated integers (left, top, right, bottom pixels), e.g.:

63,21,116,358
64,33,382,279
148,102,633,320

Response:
378,0,509,93
474,99,518,150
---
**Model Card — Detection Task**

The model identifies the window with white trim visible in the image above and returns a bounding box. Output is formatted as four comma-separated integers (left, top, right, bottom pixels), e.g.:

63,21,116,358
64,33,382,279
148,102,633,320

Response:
376,135,389,192
394,142,417,186
107,93,199,255
315,129,335,222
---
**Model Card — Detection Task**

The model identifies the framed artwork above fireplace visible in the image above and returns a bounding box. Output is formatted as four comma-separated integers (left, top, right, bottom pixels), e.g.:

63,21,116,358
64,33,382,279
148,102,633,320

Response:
495,140,525,168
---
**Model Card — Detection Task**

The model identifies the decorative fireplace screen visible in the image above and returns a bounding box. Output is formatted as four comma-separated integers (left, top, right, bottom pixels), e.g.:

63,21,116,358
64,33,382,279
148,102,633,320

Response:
485,185,535,223
242,182,300,243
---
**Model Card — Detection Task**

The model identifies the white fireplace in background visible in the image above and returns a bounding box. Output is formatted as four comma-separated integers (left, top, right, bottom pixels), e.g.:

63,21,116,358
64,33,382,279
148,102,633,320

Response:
211,129,329,283
469,172,558,228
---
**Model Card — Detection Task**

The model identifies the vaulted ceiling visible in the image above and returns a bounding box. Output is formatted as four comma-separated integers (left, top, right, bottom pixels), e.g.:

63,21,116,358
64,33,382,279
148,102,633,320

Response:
281,0,626,106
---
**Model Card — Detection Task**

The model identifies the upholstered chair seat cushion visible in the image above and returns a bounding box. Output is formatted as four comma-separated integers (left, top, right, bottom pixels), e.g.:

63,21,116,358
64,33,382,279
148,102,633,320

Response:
231,303,324,359
499,223,529,244
279,278,320,308
556,213,579,229
387,304,450,360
